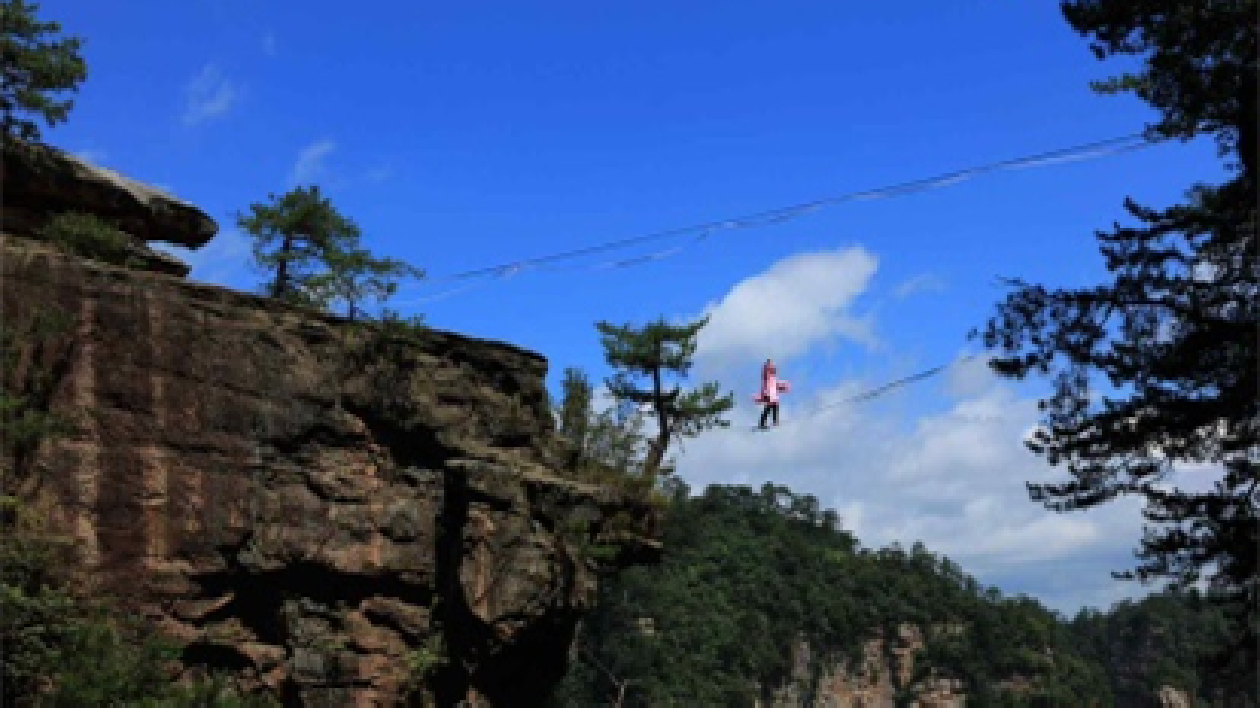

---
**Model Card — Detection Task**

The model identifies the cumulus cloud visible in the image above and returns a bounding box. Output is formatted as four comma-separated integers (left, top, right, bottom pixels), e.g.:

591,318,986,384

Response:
182,64,238,126
943,353,1000,400
670,252,1163,614
693,246,880,372
288,139,336,186
675,374,1157,613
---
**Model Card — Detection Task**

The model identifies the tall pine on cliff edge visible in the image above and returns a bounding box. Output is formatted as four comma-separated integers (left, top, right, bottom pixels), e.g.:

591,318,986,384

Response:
0,0,86,144
596,316,734,480
237,186,364,307
972,0,1257,686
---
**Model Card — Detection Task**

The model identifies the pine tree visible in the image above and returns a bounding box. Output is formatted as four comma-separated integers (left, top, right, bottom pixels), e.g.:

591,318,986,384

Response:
306,246,422,321
0,0,86,143
555,366,650,480
557,367,596,464
595,316,733,479
973,0,1257,685
236,185,362,306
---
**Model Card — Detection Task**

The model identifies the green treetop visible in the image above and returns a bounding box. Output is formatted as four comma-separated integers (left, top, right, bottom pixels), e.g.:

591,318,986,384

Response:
973,0,1256,687
555,366,650,481
0,0,86,143
595,315,733,479
237,185,363,306
306,246,423,321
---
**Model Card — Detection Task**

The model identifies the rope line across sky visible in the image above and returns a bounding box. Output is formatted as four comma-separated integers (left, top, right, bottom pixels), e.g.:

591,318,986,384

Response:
393,133,1155,305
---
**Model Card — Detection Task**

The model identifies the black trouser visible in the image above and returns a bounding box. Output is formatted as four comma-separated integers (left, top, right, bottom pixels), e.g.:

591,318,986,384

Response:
759,402,779,428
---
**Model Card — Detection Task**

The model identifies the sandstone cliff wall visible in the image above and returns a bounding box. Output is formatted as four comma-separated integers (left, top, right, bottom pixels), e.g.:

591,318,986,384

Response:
2,238,658,706
756,625,965,708
755,624,1196,708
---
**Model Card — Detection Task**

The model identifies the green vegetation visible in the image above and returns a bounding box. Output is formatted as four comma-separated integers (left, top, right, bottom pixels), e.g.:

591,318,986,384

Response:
305,245,423,322
549,481,1251,707
1069,590,1238,705
2,0,1252,704
555,366,650,486
972,0,1257,689
595,316,734,479
0,306,77,490
35,210,142,268
551,314,731,502
402,630,449,706
0,0,86,143
237,185,425,322
237,185,365,306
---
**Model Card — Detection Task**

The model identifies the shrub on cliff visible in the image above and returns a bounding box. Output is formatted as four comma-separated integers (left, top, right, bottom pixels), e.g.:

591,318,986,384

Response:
0,497,279,706
35,210,142,268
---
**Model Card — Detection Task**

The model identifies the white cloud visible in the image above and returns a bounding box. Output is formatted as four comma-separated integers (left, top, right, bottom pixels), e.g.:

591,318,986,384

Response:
675,376,1158,613
693,246,880,372
671,253,1170,614
182,64,238,126
288,139,336,186
893,273,946,299
262,32,277,56
943,354,999,399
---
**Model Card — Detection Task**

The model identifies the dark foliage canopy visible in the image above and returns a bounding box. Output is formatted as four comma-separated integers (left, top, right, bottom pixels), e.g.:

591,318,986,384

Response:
973,0,1257,683
0,0,86,143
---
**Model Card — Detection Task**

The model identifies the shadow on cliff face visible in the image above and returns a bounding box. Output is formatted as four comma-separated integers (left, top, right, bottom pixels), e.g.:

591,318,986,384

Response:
429,467,583,707
181,560,438,675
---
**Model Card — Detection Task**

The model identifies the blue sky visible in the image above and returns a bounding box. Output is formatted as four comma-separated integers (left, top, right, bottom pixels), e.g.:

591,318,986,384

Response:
41,1,1228,615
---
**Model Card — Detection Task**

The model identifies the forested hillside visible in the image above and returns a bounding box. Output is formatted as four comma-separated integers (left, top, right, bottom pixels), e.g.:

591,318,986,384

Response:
547,483,1253,706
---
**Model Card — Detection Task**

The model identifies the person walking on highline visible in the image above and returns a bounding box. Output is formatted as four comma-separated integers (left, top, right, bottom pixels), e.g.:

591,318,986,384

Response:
754,359,790,430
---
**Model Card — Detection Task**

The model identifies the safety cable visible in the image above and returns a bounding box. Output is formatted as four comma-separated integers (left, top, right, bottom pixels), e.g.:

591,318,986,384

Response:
400,133,1153,295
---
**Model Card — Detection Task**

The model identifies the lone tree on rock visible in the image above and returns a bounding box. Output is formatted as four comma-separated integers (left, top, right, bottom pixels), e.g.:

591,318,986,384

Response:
0,0,86,143
237,185,364,306
239,185,423,318
973,0,1256,688
596,316,733,479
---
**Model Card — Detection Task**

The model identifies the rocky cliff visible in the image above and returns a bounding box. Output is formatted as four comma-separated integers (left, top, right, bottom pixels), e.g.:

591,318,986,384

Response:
1,186,659,704
1,140,215,277
756,625,965,708
756,625,1196,708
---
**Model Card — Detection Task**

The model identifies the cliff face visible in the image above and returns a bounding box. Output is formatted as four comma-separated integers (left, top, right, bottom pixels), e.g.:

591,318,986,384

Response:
756,625,1196,708
2,237,659,706
757,626,965,708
